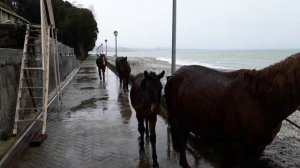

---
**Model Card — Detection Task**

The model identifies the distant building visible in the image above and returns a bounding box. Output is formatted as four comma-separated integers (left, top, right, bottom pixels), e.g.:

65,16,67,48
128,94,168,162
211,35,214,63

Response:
0,3,30,25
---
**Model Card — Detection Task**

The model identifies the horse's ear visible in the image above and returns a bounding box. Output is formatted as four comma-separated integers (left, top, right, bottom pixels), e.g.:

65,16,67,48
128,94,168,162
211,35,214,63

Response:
144,71,149,79
125,57,127,61
158,70,165,79
166,75,172,82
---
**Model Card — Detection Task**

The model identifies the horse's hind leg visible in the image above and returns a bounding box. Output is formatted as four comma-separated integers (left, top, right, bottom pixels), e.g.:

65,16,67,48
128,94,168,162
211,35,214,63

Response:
180,131,190,168
149,117,159,167
137,115,145,152
126,80,129,92
118,72,122,85
170,122,190,168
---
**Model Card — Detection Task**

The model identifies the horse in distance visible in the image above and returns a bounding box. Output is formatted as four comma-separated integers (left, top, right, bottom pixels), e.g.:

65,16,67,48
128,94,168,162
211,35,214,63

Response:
115,56,131,92
164,52,300,168
96,54,107,81
130,70,165,167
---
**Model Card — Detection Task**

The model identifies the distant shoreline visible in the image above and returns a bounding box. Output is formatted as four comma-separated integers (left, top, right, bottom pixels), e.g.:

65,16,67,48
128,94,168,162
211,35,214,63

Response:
91,47,300,53
106,56,178,85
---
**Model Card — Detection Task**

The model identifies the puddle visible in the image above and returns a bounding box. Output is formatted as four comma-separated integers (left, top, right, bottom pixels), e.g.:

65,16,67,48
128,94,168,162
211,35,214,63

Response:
70,97,108,111
76,75,98,83
78,67,97,74
80,87,95,90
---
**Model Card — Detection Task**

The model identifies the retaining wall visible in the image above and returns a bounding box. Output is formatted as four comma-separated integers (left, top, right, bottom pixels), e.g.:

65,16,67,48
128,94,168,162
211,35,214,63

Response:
0,43,78,137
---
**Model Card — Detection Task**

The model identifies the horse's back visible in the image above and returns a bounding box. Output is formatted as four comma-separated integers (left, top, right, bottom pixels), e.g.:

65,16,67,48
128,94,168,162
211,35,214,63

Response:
96,55,106,68
165,65,253,138
166,66,237,106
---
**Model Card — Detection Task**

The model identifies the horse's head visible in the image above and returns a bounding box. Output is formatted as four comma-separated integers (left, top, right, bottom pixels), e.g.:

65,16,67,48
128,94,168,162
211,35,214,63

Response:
119,57,127,63
117,57,128,69
142,70,165,115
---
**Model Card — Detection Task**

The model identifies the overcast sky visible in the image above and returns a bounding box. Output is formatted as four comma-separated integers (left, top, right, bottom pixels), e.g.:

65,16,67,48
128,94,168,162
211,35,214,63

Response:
66,0,300,50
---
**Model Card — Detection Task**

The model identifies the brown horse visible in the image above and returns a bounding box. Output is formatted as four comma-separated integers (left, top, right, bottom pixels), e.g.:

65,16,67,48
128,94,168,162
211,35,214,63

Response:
96,54,107,81
115,56,131,91
130,70,165,168
164,52,300,168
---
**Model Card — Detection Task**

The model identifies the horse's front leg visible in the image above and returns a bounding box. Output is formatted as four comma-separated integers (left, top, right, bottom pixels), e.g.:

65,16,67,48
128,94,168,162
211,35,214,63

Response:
122,77,127,92
145,119,149,137
97,67,101,79
125,77,129,92
102,69,105,81
137,115,145,152
99,68,102,80
149,117,159,167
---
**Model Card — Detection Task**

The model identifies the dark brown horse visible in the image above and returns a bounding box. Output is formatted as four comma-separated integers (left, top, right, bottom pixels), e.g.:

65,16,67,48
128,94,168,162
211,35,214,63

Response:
130,70,165,168
116,56,131,91
164,52,300,168
96,54,107,81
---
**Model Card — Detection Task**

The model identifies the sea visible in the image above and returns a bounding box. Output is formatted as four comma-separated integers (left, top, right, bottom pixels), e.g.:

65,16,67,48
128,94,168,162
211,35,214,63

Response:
108,49,300,70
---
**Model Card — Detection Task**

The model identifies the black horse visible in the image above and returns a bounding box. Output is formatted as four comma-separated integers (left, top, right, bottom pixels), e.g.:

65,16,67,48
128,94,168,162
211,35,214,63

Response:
116,57,131,91
96,54,107,81
164,52,300,167
130,70,165,167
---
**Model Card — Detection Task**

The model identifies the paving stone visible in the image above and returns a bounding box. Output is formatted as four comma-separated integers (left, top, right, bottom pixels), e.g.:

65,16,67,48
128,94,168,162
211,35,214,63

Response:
6,56,210,168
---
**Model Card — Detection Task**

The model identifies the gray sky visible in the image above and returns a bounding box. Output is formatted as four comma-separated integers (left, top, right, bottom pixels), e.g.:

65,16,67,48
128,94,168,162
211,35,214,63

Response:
66,0,300,50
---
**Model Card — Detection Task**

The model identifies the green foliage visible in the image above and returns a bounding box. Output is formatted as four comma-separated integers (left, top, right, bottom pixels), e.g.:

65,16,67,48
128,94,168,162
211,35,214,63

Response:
0,24,26,48
1,129,10,141
58,7,98,60
1,0,98,60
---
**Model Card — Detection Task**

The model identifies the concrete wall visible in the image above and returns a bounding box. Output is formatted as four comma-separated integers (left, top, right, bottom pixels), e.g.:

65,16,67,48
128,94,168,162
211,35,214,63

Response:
0,43,78,137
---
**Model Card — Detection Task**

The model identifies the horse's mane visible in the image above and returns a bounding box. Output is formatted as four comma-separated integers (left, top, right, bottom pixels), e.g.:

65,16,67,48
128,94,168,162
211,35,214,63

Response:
231,52,300,127
257,53,300,94
236,53,300,117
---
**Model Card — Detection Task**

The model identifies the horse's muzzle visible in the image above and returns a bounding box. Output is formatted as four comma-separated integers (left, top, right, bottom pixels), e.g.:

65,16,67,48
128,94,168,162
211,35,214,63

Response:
151,104,161,115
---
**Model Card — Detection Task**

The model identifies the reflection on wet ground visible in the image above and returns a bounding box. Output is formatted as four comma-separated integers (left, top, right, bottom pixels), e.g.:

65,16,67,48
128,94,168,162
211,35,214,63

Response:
7,56,299,168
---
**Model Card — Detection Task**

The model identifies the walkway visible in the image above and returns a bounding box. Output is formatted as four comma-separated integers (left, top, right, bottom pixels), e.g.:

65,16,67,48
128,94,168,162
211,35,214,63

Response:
7,56,207,168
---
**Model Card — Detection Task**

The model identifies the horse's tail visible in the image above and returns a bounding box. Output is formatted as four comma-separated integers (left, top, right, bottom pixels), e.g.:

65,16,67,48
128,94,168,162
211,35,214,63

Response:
164,75,173,120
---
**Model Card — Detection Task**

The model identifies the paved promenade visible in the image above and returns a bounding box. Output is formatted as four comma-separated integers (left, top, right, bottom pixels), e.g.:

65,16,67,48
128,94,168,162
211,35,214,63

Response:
7,56,206,168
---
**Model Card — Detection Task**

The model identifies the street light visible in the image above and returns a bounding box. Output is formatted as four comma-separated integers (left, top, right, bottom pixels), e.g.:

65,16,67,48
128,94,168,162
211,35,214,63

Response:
101,43,103,54
105,39,108,56
114,30,118,57
97,45,101,55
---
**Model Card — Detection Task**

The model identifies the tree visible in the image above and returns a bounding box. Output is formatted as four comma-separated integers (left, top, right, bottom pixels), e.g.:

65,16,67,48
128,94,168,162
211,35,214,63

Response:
1,0,98,60
58,7,98,60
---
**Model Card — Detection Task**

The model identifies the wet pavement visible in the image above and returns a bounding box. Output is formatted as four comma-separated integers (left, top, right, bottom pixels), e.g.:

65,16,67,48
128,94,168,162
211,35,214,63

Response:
6,56,210,168
6,56,300,168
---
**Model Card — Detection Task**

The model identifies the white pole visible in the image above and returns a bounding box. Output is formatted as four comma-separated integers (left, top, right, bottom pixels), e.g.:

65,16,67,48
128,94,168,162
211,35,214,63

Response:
172,0,177,74
115,36,117,57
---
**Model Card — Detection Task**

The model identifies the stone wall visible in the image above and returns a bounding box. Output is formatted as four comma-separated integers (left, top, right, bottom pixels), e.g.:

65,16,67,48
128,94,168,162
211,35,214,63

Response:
0,43,78,137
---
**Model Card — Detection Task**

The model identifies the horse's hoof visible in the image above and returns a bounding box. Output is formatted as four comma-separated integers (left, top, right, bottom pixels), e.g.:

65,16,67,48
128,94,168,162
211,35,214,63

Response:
180,163,191,168
153,161,159,168
180,160,191,168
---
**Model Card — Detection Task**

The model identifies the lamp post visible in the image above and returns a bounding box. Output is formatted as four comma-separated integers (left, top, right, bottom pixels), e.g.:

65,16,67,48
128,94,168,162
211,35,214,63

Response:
114,30,118,57
97,45,101,55
172,0,177,74
101,43,103,54
105,39,107,56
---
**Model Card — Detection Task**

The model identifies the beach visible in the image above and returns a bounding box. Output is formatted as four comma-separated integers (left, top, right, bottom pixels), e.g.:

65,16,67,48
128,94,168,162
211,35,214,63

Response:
107,55,300,167
107,56,180,85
